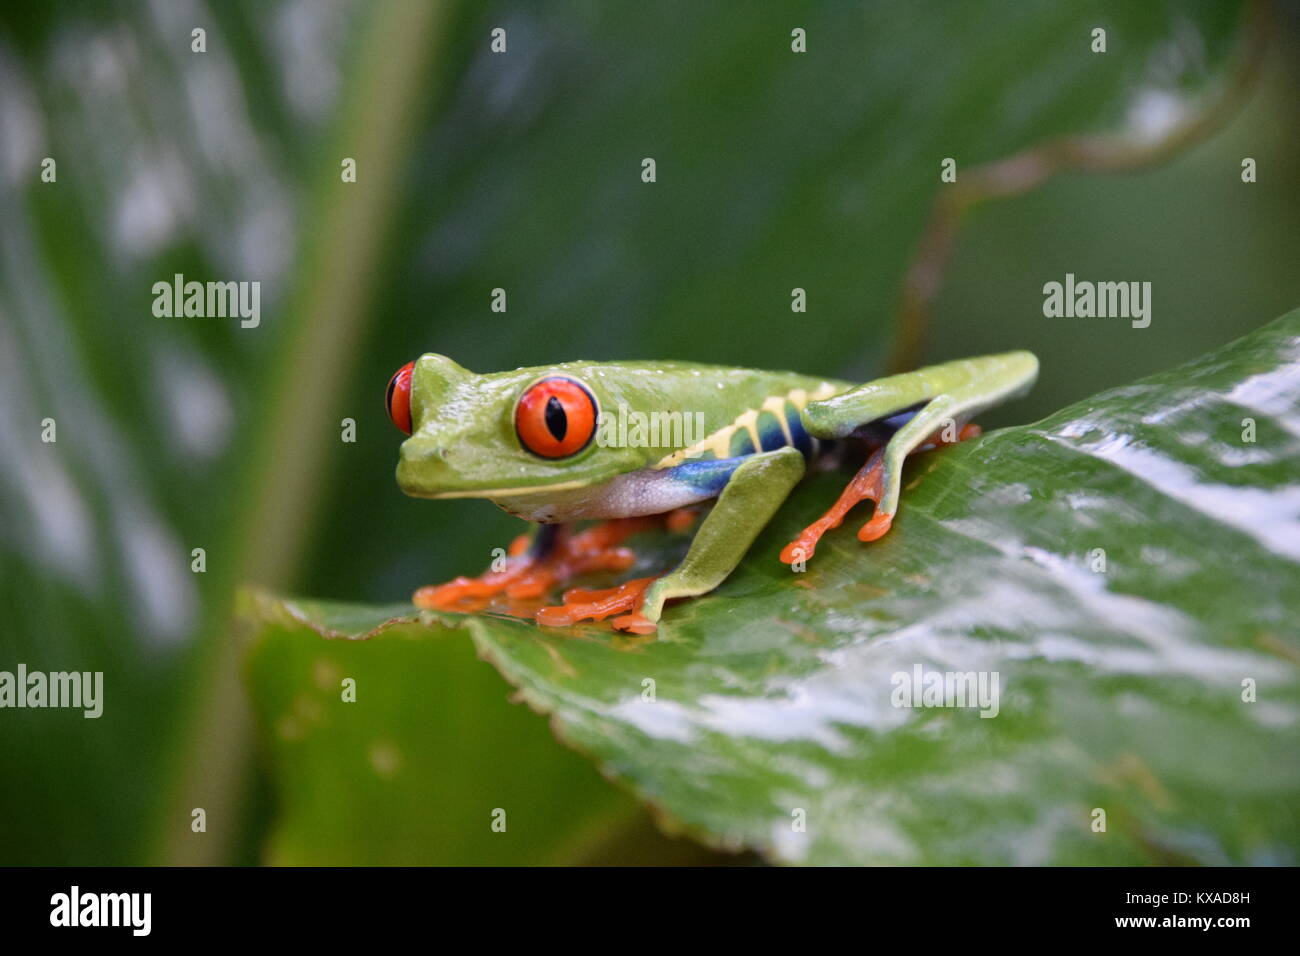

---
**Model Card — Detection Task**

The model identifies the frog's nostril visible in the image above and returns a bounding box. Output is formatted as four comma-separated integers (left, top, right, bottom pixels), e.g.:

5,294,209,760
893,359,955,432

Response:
398,438,445,463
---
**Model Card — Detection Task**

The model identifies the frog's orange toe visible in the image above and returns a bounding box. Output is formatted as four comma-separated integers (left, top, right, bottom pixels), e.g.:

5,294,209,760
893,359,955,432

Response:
780,529,826,565
610,612,658,635
414,577,501,612
857,511,893,542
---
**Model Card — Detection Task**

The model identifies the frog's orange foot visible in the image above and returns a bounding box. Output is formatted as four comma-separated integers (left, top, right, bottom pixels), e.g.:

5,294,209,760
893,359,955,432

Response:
774,421,977,564
781,446,888,565
413,514,693,614
779,422,980,565
413,518,660,612
535,576,659,634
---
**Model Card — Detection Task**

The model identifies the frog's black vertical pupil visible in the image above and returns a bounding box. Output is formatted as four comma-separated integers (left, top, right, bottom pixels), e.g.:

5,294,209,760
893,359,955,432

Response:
544,395,567,441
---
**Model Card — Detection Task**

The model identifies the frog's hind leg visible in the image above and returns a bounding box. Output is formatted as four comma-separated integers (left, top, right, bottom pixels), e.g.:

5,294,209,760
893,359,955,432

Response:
413,515,673,612
785,351,1037,562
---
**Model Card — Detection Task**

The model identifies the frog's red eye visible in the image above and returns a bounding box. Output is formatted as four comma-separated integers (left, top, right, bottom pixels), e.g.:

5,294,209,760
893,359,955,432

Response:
386,361,415,434
515,377,597,458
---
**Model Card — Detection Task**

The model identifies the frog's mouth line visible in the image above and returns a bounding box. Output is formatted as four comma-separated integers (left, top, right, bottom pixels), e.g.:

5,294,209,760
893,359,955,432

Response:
420,478,595,499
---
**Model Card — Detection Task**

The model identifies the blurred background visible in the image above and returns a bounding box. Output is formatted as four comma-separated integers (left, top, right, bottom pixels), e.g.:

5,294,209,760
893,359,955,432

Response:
0,0,1296,864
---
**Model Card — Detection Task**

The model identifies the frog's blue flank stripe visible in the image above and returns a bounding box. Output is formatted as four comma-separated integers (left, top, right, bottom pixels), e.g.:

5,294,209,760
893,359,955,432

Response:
665,456,748,496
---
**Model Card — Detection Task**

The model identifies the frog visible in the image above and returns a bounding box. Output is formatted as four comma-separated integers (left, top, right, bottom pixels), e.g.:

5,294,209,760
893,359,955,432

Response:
387,351,1038,634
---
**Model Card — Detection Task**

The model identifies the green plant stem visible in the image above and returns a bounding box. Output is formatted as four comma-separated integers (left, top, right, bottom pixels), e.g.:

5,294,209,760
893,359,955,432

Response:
153,0,452,866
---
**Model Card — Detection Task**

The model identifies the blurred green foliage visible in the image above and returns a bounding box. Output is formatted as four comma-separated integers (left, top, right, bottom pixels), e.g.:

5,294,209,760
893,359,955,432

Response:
0,0,1294,865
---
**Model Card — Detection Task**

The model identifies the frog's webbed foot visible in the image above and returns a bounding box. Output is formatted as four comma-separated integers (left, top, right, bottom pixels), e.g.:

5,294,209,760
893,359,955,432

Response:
780,422,981,565
535,576,662,635
780,446,888,565
413,511,695,615
414,519,638,612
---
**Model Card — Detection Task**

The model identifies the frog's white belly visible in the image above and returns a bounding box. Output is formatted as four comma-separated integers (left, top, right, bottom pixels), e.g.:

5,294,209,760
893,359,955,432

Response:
491,468,716,523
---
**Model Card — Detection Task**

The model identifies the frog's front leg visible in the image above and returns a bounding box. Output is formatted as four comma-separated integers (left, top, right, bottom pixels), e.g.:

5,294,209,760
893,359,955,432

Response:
785,351,1038,562
536,447,806,633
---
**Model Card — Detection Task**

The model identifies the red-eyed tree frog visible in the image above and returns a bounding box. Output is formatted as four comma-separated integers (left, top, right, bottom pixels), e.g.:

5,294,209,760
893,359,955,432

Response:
386,352,1038,634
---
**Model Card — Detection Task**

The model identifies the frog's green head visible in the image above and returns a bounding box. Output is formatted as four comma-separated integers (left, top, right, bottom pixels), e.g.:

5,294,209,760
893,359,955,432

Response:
387,354,647,499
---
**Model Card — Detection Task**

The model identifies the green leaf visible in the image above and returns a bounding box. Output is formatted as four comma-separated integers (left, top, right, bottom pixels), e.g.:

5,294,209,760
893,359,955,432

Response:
243,592,718,864
246,310,1300,865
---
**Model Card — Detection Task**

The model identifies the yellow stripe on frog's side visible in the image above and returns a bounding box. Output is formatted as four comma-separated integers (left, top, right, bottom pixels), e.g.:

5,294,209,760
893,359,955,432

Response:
653,382,841,469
